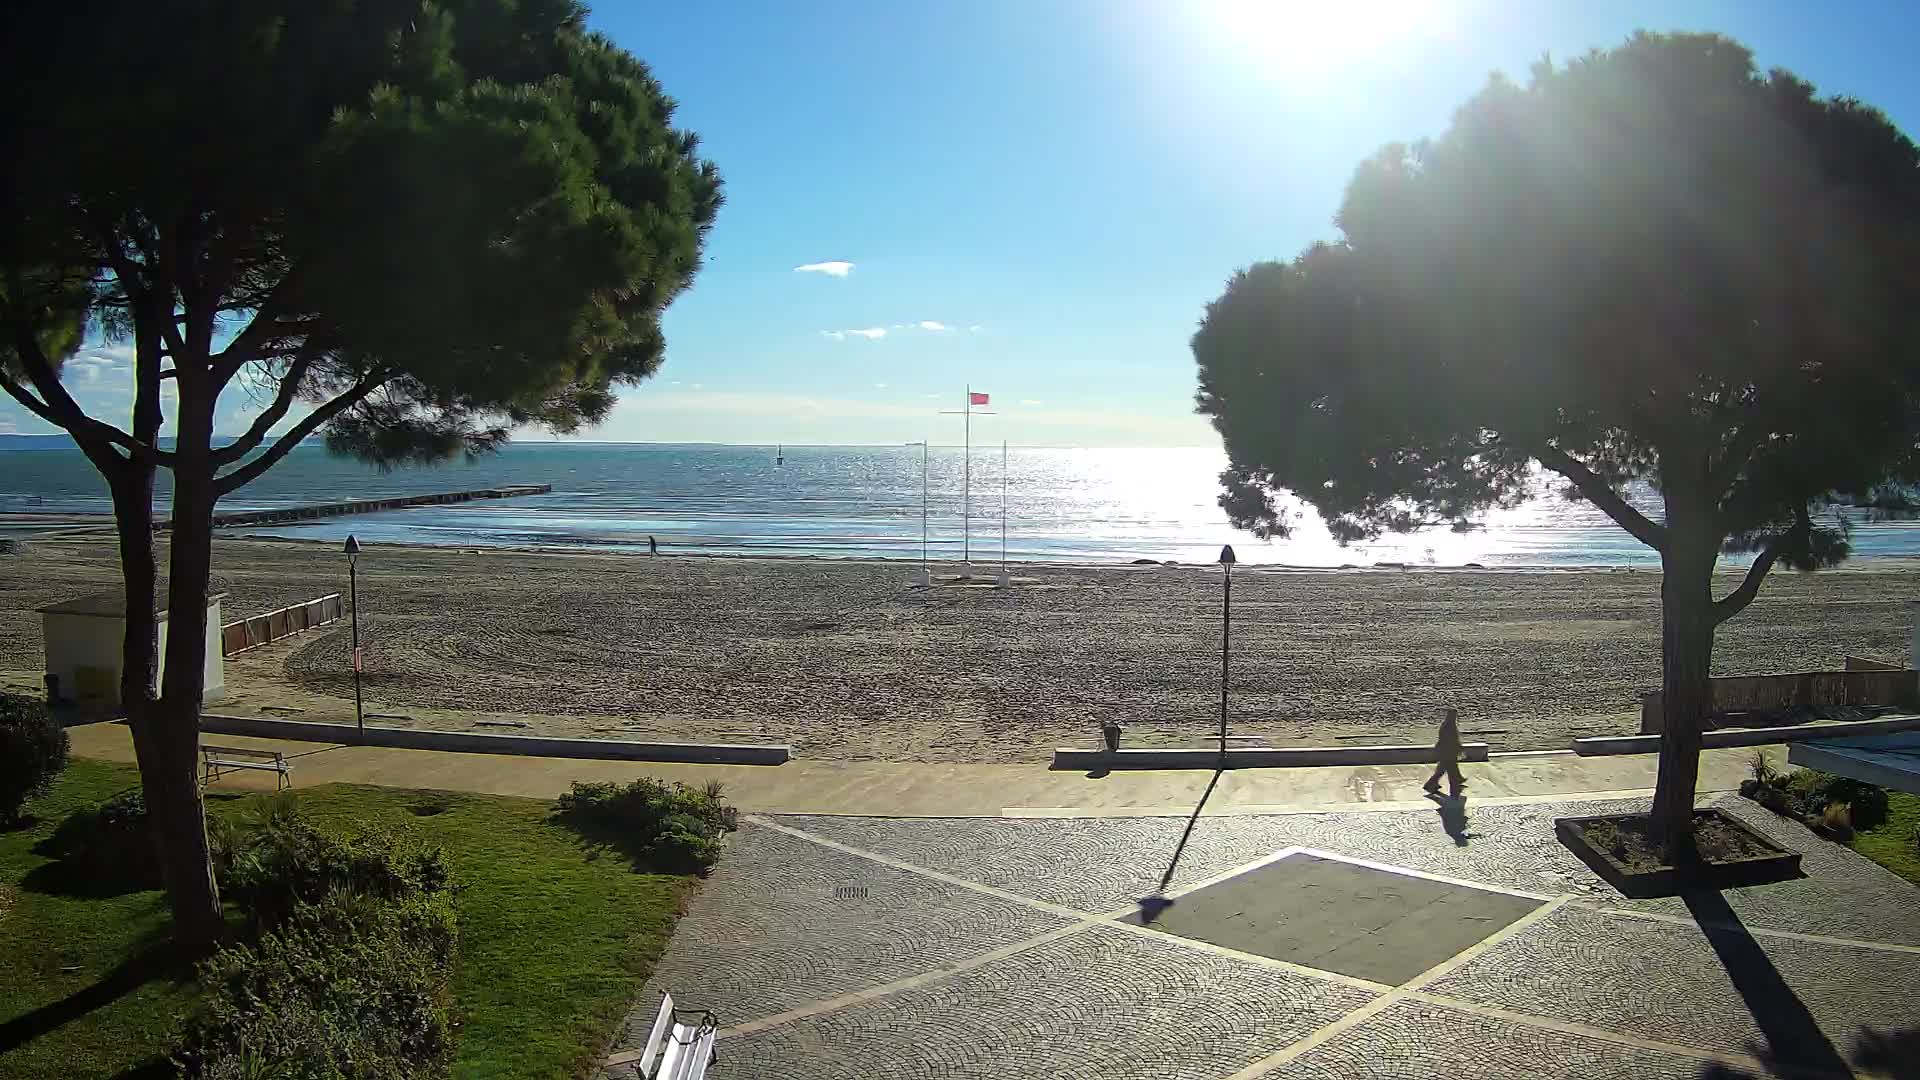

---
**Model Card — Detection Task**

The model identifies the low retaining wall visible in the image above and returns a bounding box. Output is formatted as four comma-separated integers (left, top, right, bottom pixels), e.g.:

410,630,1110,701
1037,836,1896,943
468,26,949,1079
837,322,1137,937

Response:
1576,712,1920,756
198,713,789,765
1051,742,1490,771
1639,668,1918,734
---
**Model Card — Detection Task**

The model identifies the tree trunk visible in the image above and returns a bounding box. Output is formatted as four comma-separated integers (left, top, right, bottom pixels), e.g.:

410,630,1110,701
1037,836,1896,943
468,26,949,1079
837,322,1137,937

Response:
1650,534,1717,864
151,404,224,948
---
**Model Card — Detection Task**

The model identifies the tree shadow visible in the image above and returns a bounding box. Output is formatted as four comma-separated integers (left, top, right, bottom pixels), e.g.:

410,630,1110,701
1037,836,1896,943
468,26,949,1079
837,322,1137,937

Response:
0,938,190,1055
22,811,161,898
1136,768,1223,923
1682,889,1851,1077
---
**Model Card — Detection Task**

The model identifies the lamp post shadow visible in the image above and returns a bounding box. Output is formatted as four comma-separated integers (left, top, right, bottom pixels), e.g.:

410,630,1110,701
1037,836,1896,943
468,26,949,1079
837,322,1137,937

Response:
1137,767,1224,923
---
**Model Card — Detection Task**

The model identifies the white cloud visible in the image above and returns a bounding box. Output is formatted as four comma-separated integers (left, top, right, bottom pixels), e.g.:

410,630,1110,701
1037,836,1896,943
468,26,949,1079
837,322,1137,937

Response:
690,383,704,390
968,325,985,333
874,382,889,389
0,415,16,434
794,260,854,277
843,327,887,340
890,324,909,330
917,320,951,332
1021,399,1043,407
820,331,844,341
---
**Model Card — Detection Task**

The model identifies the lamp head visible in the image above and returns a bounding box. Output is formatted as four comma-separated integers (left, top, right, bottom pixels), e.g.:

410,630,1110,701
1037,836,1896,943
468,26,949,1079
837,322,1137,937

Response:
343,535,361,556
1218,544,1236,566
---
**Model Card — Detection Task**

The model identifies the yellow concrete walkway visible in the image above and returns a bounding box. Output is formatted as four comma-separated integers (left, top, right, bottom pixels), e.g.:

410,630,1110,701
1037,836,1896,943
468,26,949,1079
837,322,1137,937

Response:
68,722,1767,817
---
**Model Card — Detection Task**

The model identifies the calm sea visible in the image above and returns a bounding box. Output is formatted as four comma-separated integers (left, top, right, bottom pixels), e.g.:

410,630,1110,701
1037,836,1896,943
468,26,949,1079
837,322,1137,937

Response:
5,442,1920,567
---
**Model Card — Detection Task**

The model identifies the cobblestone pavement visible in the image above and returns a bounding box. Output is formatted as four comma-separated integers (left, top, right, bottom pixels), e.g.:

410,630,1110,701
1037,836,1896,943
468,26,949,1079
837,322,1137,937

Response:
604,793,1920,1079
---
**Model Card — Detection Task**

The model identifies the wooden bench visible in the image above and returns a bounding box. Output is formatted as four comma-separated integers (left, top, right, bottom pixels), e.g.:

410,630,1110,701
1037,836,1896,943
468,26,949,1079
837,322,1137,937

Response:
621,992,715,1079
200,744,292,791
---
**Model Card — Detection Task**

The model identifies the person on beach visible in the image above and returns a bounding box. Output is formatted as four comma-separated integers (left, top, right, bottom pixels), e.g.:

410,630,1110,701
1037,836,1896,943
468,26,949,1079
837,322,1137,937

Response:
1424,706,1465,797
648,535,658,556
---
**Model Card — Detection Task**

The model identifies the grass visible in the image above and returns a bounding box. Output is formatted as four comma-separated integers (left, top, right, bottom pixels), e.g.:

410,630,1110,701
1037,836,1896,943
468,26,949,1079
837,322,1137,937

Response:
1850,789,1920,886
0,759,693,1079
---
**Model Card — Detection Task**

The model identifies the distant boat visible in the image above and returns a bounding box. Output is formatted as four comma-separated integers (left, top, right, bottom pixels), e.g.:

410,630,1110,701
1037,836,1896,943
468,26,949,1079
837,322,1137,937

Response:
776,443,783,466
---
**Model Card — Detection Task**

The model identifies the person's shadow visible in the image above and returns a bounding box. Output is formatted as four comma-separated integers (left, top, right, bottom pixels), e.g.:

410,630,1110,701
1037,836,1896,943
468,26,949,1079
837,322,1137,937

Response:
1428,791,1470,845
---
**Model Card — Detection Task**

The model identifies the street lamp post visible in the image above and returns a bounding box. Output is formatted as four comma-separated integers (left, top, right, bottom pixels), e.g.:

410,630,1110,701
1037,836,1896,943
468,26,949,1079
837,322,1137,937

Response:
1218,544,1235,760
344,534,364,741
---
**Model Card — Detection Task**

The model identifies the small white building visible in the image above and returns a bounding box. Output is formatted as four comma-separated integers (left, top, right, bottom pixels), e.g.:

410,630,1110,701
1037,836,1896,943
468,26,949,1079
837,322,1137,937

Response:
38,591,226,706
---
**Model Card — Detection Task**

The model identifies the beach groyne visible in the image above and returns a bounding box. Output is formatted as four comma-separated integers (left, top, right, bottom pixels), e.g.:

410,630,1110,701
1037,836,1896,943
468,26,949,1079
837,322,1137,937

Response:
161,484,551,531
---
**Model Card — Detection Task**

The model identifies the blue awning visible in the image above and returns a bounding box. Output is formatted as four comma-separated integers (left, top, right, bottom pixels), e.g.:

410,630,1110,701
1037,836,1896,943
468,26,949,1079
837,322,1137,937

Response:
1788,732,1920,795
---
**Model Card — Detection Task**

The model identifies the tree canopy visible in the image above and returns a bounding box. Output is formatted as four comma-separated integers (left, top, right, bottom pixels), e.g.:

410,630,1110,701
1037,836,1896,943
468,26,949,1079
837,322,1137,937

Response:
1196,32,1920,574
2,0,721,477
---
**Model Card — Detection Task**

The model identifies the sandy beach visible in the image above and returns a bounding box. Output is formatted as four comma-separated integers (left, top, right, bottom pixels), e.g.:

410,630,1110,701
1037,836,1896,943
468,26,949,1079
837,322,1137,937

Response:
3,535,1915,762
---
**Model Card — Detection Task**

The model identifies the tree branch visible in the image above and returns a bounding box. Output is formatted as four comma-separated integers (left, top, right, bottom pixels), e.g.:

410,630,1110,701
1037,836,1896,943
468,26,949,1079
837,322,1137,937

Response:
1712,511,1797,622
1533,442,1669,551
96,226,191,362
1,271,163,465
210,348,316,466
0,374,64,428
1710,421,1771,514
212,371,390,496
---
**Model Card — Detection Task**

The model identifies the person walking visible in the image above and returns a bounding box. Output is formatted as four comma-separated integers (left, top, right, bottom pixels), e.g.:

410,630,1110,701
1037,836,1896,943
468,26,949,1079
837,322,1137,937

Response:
648,535,658,556
1424,706,1465,797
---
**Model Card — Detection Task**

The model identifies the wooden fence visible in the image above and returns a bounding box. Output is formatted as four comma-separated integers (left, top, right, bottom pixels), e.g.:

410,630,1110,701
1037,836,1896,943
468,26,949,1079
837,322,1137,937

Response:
221,594,344,657
1640,668,1919,733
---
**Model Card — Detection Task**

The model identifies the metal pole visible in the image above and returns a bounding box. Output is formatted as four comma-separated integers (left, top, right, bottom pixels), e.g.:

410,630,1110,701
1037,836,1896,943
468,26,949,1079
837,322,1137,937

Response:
1006,438,1021,572
963,387,971,567
349,553,364,741
1219,562,1231,759
921,440,929,572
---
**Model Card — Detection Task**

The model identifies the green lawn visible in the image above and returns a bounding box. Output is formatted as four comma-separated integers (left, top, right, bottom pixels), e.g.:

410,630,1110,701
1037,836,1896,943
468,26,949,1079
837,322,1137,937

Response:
0,759,692,1079
1851,790,1920,886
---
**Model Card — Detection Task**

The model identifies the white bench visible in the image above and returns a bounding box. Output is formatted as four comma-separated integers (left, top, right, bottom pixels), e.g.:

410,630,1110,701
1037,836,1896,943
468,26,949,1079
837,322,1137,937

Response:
200,744,293,791
623,992,716,1079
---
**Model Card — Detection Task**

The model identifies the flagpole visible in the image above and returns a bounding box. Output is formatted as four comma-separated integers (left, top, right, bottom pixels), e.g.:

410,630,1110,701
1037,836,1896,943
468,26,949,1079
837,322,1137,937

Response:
921,438,929,573
963,385,972,573
999,439,1009,586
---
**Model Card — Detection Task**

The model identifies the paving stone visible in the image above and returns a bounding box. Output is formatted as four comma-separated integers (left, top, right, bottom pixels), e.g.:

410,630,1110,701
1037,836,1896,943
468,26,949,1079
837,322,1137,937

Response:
787,793,1920,946
608,820,1072,1045
1600,795,1920,947
1265,999,1705,1079
1125,852,1543,985
1425,902,1920,1067
712,923,1378,1080
784,813,1192,912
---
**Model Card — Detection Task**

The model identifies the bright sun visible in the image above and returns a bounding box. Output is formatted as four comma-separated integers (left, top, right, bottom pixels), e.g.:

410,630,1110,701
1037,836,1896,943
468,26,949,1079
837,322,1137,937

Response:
1213,0,1435,72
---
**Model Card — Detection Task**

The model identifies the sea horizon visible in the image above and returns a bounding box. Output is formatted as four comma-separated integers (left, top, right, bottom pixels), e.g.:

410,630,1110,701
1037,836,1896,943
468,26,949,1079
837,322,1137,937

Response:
8,440,1920,568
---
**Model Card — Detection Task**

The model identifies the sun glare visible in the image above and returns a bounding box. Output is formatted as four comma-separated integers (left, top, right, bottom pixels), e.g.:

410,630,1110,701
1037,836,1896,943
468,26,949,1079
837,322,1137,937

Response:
1213,0,1437,73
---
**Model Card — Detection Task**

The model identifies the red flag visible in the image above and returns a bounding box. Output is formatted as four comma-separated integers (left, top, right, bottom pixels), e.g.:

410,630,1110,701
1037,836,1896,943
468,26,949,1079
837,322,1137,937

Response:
970,391,989,405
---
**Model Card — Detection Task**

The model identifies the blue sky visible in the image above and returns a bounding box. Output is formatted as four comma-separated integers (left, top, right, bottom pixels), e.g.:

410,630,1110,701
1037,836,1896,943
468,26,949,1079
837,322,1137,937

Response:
12,0,1920,447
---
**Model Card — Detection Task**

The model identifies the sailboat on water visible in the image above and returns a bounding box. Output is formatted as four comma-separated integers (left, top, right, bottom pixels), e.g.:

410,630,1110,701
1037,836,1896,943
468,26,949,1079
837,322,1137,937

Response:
775,443,783,466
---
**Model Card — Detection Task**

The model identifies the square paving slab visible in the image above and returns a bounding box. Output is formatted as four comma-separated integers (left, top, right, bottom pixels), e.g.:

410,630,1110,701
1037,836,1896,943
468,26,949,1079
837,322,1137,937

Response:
1126,852,1544,984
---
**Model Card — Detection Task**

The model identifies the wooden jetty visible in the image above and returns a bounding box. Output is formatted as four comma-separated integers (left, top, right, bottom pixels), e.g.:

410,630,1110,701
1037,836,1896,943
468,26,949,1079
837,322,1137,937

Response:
160,485,551,530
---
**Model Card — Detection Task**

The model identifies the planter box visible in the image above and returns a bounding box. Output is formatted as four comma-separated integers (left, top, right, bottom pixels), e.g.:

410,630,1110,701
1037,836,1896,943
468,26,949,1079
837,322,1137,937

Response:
1554,809,1802,898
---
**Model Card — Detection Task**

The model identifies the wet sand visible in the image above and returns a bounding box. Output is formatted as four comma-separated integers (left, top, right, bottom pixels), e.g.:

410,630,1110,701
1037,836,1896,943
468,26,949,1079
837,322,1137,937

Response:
3,535,1914,762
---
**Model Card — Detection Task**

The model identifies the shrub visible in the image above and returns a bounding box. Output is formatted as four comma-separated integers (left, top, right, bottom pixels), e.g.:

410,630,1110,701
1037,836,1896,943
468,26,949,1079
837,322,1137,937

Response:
31,789,162,893
0,693,69,825
554,777,737,874
219,804,451,934
1749,751,1778,788
1819,801,1855,839
1787,769,1891,832
177,890,457,1080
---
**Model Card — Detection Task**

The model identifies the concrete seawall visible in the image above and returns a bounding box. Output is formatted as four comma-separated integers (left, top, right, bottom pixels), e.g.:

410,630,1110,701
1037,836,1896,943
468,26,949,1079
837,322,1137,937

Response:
160,484,552,530
199,712,790,765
